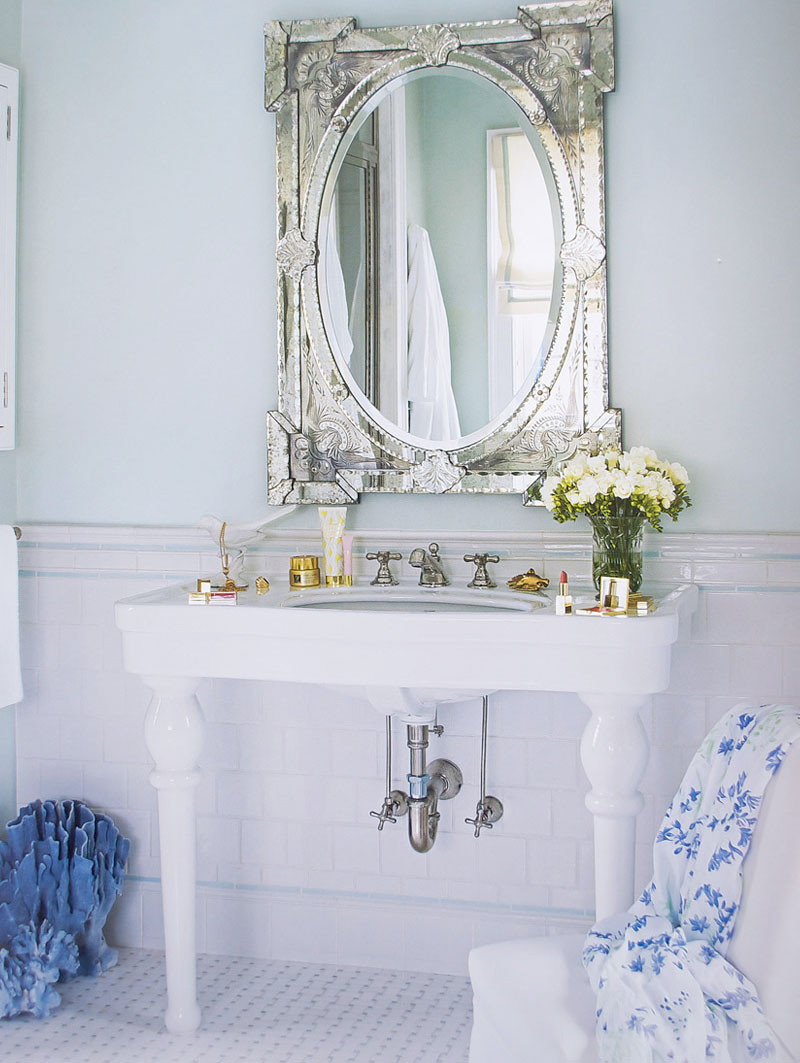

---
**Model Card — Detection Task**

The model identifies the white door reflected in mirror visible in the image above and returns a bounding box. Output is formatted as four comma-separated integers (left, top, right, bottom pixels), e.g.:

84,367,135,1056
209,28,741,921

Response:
319,67,561,447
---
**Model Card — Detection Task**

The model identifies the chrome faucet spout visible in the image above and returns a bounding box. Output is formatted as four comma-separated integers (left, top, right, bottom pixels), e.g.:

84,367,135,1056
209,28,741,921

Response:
408,542,449,587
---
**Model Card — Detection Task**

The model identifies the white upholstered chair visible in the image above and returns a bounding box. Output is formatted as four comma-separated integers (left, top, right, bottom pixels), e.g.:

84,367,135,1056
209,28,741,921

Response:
468,739,800,1062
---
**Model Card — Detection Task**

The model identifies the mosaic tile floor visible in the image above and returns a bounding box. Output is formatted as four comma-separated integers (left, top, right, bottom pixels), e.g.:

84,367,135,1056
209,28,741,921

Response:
1,948,473,1062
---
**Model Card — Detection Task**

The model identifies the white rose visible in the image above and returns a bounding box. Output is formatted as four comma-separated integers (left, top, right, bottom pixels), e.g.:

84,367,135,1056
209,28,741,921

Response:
612,472,635,499
564,453,590,479
629,446,658,468
540,478,557,511
658,478,676,505
587,453,609,475
641,472,662,500
621,451,650,475
576,474,600,505
593,469,614,494
666,461,689,485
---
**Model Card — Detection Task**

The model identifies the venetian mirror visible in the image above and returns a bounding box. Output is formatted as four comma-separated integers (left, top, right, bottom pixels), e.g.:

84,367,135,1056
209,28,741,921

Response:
265,2,620,503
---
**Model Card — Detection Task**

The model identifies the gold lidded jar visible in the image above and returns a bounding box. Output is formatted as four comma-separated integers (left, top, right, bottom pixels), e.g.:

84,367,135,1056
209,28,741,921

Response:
289,555,321,589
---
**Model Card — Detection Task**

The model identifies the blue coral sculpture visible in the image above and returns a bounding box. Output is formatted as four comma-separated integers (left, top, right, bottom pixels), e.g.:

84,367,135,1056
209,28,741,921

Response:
0,799,130,1018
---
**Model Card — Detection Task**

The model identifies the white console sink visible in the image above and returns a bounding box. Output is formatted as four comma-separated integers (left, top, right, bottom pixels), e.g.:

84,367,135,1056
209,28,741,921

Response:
115,578,697,1034
116,581,689,698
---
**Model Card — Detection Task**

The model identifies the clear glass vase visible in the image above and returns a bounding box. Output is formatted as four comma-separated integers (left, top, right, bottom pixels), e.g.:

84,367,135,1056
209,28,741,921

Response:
590,514,645,594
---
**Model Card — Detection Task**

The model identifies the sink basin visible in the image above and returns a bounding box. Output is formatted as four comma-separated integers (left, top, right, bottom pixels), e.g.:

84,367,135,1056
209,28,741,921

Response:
283,586,543,614
283,588,545,709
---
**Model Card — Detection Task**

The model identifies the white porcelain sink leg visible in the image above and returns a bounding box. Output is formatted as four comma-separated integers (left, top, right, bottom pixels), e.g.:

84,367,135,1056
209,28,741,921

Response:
578,692,650,921
142,674,205,1034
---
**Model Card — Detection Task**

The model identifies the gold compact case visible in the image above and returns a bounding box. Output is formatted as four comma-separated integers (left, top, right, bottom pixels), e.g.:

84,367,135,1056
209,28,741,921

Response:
628,594,655,616
188,577,212,604
599,576,630,612
289,555,321,589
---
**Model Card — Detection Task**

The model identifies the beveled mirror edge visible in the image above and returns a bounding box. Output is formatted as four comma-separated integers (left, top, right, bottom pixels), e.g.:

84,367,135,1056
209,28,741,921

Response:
265,2,620,505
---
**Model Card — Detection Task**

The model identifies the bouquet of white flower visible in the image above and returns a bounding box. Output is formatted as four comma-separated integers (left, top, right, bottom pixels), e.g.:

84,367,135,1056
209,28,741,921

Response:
530,447,691,591
535,447,691,529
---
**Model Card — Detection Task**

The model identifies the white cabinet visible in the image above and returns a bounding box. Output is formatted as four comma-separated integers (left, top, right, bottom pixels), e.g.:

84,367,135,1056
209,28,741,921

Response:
0,64,18,451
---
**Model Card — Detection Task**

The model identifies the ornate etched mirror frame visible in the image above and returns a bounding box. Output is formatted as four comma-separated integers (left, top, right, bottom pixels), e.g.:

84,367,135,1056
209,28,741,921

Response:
264,2,619,504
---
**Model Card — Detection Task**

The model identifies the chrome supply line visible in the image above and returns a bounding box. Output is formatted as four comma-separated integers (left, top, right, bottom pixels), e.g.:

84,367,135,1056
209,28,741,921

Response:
369,716,408,830
466,695,504,837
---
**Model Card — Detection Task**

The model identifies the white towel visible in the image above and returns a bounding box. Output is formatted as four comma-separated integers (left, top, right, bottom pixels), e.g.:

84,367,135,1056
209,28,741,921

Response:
0,525,22,709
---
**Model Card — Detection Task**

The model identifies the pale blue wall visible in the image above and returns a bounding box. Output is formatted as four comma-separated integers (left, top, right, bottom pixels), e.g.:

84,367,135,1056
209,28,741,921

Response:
0,463,15,525
0,0,20,533
9,0,800,533
0,0,21,830
0,1,21,74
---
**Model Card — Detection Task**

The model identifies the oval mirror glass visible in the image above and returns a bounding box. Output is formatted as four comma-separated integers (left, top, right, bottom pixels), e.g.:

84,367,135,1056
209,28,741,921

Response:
318,67,562,447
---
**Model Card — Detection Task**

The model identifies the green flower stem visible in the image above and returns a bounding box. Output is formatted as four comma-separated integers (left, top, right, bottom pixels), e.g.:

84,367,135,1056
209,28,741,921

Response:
591,514,644,594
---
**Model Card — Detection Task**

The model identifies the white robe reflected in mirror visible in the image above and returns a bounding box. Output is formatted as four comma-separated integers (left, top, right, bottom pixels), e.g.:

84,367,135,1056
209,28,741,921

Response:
406,222,461,441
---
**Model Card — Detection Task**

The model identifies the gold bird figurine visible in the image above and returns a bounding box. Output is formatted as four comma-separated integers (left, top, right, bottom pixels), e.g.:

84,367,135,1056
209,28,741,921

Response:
507,569,550,593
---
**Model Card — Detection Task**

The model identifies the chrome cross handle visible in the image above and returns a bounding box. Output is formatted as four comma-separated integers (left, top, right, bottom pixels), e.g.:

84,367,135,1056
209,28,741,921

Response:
366,550,402,586
464,552,500,589
466,795,504,838
370,790,409,830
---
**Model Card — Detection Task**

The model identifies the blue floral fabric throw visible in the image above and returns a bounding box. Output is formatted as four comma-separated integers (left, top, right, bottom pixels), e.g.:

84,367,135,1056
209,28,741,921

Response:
583,703,800,1063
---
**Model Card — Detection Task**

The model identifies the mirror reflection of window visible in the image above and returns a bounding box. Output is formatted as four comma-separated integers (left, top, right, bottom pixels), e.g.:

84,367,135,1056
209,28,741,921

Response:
487,129,556,420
